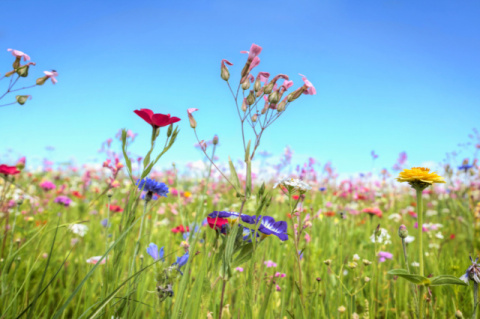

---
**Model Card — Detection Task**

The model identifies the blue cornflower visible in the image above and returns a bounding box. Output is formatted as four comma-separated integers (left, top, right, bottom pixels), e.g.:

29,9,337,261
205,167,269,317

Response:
173,252,189,275
256,216,288,241
100,218,109,228
141,193,159,201
146,243,165,262
458,164,474,172
208,211,256,224
136,178,169,198
460,256,480,285
319,187,326,192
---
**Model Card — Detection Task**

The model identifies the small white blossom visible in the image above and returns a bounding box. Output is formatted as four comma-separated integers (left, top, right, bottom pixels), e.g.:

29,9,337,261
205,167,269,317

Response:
69,224,88,237
435,232,444,239
411,262,420,267
274,178,312,193
405,236,415,244
388,213,402,222
370,228,391,245
353,254,360,261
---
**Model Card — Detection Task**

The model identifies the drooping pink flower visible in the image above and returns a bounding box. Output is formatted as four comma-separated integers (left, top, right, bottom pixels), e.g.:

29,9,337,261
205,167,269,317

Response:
280,80,294,92
187,108,198,129
378,251,393,263
299,74,316,95
235,267,244,272
264,260,277,268
7,49,30,61
241,43,262,62
86,256,107,265
44,70,58,84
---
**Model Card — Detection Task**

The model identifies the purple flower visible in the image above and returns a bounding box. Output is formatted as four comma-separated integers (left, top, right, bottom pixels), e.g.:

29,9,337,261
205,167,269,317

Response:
378,251,393,263
136,178,169,197
257,216,288,241
54,196,71,207
208,211,256,224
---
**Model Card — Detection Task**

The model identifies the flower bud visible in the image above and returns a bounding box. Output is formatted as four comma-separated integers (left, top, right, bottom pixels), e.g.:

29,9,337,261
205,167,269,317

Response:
268,91,280,104
255,87,264,97
398,224,408,239
13,57,21,69
347,262,357,269
276,100,286,112
241,98,248,112
16,95,31,106
16,157,26,170
364,276,371,282
455,310,464,318
251,114,258,122
241,79,250,90
221,66,230,81
187,108,198,129
167,124,173,137
246,91,255,105
264,82,274,94
16,65,30,77
212,135,219,145
324,259,332,266
362,259,372,266
36,76,48,86
254,79,262,92
287,87,305,102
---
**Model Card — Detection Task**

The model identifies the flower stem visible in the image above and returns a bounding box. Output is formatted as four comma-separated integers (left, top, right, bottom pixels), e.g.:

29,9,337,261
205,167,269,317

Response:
473,282,478,319
416,188,425,318
218,279,227,319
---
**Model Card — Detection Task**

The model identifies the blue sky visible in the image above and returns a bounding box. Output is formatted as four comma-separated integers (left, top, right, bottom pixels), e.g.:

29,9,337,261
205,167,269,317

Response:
1,0,479,174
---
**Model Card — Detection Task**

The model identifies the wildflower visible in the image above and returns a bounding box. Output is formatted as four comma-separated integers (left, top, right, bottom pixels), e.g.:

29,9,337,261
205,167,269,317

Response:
348,262,358,269
264,260,277,268
134,108,181,129
100,219,109,228
235,267,244,272
405,235,415,243
0,164,20,175
146,243,165,262
458,163,474,172
256,216,288,241
353,254,360,261
378,251,393,263
7,48,31,62
275,272,286,278
275,285,281,292
363,207,382,218
324,259,332,266
338,306,346,313
171,225,190,234
208,211,255,225
206,216,229,231
370,228,391,244
398,224,408,238
274,178,311,193
136,178,169,198
411,262,420,267
363,259,372,266
36,70,58,85
69,224,88,237
396,167,445,190
459,256,480,284
54,196,72,207
108,204,123,213
86,256,106,265
38,180,55,191
173,252,189,272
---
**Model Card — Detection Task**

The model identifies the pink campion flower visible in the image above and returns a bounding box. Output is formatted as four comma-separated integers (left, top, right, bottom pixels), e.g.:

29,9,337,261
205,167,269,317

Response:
7,49,31,61
275,272,287,278
264,260,277,268
257,72,270,83
241,43,262,62
280,80,294,92
220,59,233,81
86,256,107,265
299,74,316,95
44,70,58,84
235,267,244,272
248,74,254,83
378,251,393,263
276,285,281,291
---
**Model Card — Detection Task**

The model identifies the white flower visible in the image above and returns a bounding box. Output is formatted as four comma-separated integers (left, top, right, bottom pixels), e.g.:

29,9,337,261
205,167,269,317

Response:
353,254,360,261
441,208,450,213
388,213,401,222
69,224,88,237
405,236,415,244
426,210,438,217
411,262,420,267
274,178,312,192
370,228,391,245
429,243,440,249
435,232,444,239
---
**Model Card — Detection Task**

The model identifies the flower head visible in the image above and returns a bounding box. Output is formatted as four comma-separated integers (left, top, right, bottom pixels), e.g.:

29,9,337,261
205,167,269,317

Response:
256,216,288,241
460,256,480,285
0,164,20,175
136,178,169,197
39,180,55,191
378,251,393,263
146,243,165,262
396,167,445,190
44,71,58,84
69,224,88,237
134,108,181,128
7,49,30,61
54,196,72,207
264,260,277,268
208,211,256,225
362,207,382,218
274,178,311,193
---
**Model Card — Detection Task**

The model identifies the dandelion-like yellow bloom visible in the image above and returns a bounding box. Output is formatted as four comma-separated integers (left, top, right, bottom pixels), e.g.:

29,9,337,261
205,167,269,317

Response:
396,167,445,184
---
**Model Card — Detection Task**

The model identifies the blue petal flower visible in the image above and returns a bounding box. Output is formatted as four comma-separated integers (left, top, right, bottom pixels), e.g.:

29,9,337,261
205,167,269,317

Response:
173,252,189,274
146,243,165,261
136,178,169,197
208,211,255,224
257,216,289,241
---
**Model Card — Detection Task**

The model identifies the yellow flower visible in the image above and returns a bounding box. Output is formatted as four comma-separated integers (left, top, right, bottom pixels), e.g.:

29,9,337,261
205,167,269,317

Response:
396,167,445,184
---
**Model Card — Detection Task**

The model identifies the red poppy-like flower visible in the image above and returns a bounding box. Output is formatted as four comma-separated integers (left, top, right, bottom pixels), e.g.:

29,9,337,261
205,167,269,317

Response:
134,108,181,128
324,211,336,217
71,191,84,199
450,234,456,240
207,217,228,230
362,207,382,218
0,164,20,175
108,204,124,213
171,225,190,234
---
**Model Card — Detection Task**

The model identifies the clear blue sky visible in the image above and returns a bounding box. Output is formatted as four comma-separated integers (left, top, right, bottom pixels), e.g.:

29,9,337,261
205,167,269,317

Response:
1,0,479,173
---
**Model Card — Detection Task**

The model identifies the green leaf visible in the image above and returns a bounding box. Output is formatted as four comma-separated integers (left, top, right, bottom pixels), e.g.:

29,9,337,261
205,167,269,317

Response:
228,156,242,195
245,160,252,198
387,269,431,286
121,129,134,183
429,275,468,287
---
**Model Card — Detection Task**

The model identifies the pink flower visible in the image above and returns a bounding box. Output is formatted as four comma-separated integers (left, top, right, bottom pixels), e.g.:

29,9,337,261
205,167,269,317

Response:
257,72,270,83
275,272,287,278
235,267,244,272
304,233,311,243
241,43,263,62
44,70,58,84
378,251,393,263
221,59,233,68
299,74,316,95
220,59,233,81
7,49,30,61
264,260,277,268
86,256,107,265
276,284,281,291
187,108,198,129
280,80,294,92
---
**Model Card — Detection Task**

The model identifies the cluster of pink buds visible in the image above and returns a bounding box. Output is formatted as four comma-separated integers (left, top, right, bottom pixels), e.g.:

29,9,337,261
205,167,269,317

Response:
103,158,123,188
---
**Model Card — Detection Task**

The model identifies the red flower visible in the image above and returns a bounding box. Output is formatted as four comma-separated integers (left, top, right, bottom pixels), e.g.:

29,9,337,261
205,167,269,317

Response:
108,204,124,213
72,191,84,199
207,217,228,230
171,225,190,234
450,234,455,240
325,211,336,217
0,164,20,175
134,108,181,128
362,207,382,218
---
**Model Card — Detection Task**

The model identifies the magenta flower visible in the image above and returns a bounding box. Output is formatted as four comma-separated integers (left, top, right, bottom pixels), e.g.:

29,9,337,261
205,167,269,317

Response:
264,260,277,268
54,195,72,207
241,43,263,62
40,180,56,191
378,251,393,263
280,80,294,92
299,74,316,95
7,49,30,61
235,267,244,272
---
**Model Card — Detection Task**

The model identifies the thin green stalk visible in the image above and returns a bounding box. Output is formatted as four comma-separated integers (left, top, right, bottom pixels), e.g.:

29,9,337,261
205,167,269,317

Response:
416,188,424,319
473,282,478,319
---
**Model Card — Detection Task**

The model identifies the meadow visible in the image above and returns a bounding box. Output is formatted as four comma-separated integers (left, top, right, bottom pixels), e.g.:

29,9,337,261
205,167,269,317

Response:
1,44,480,319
